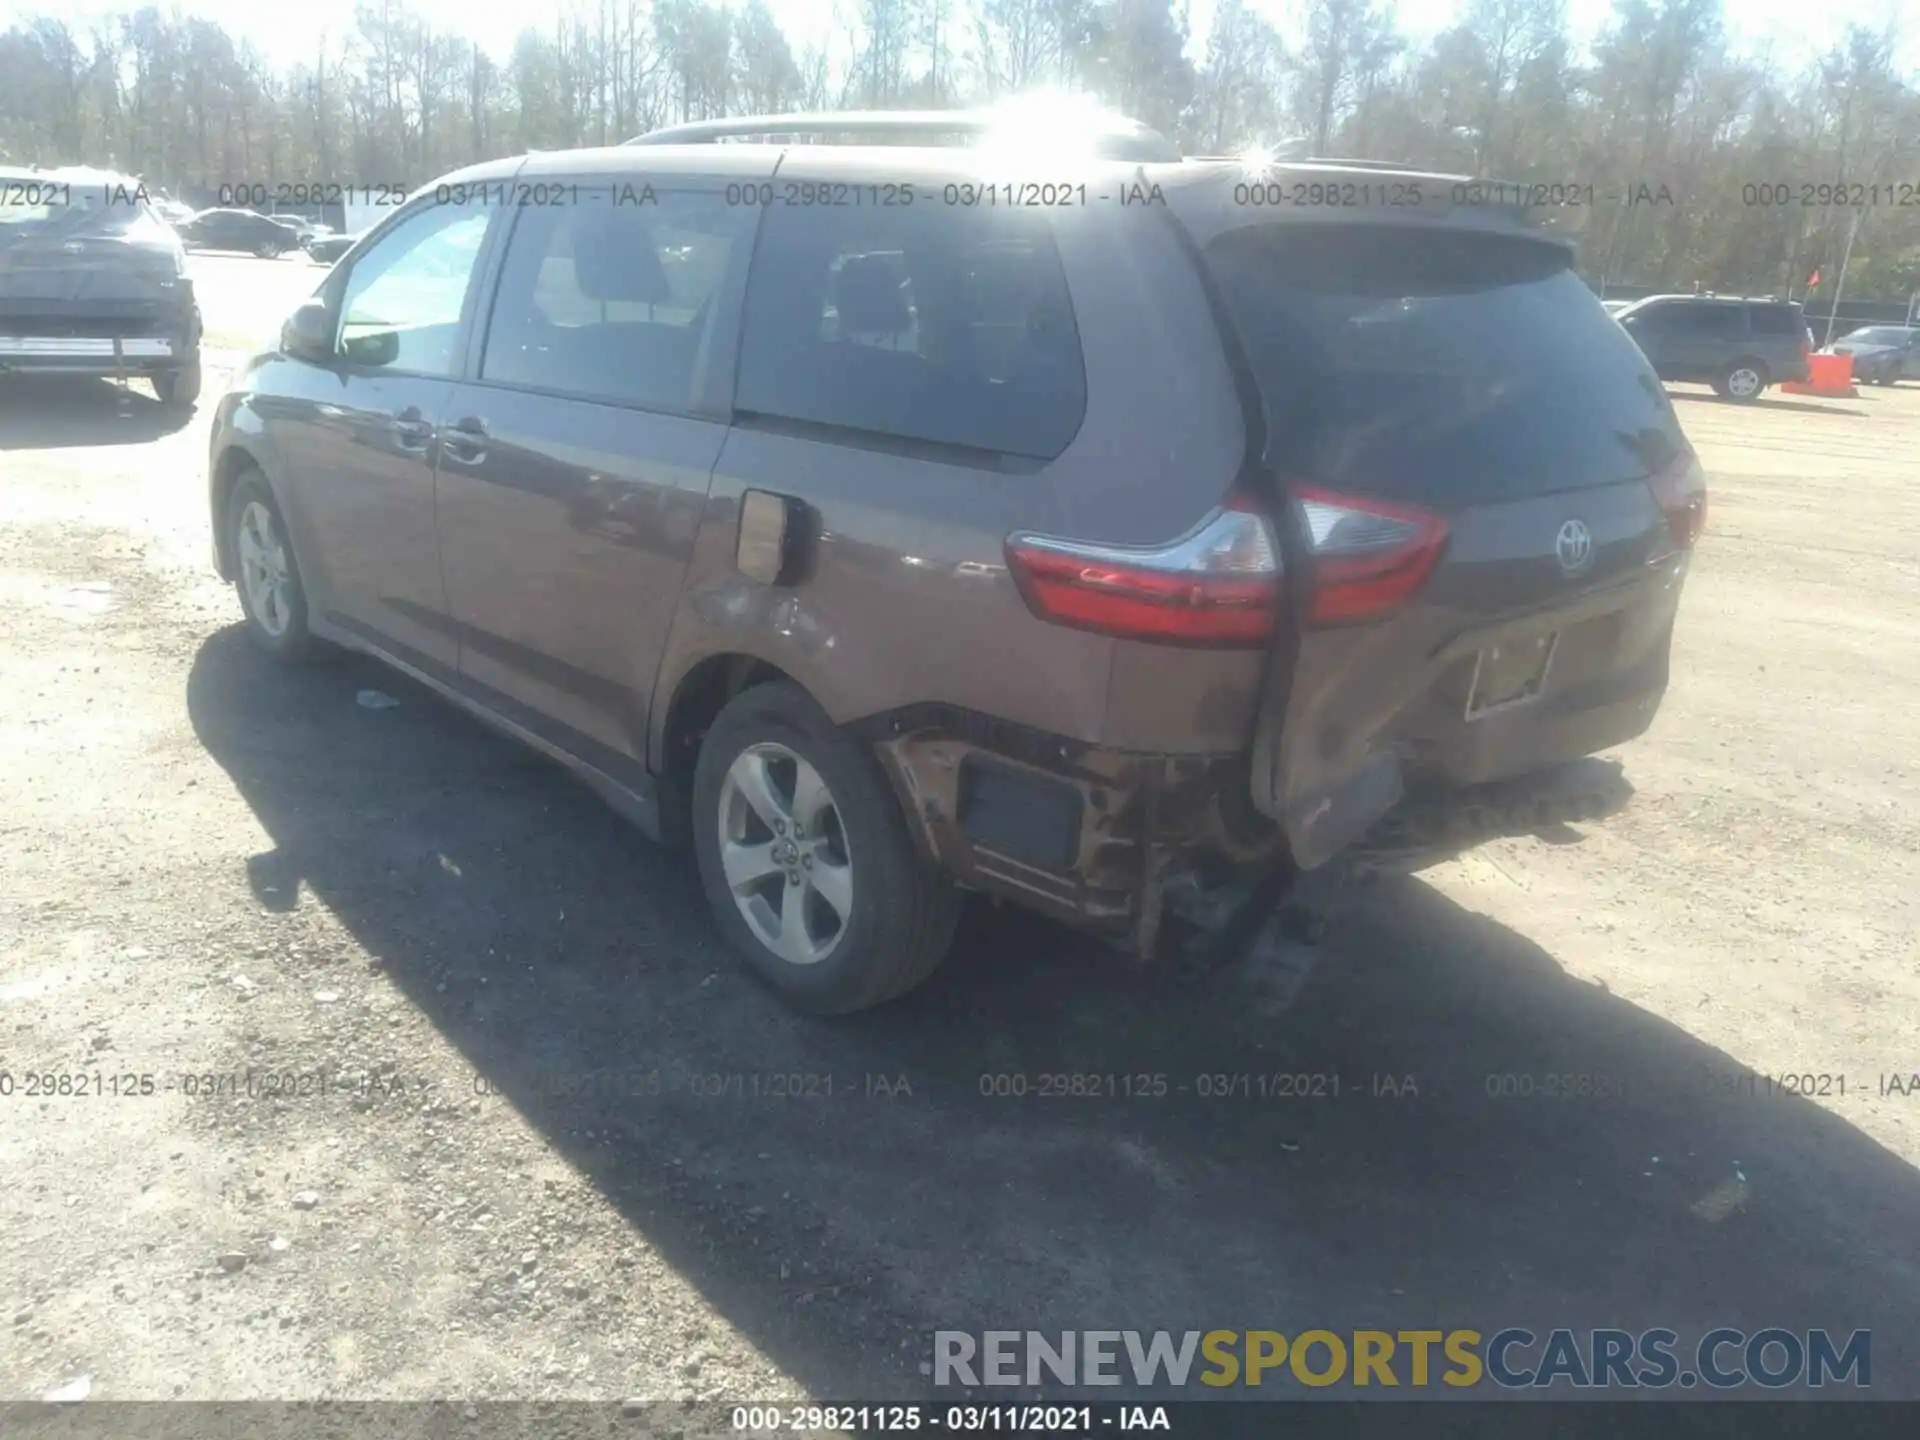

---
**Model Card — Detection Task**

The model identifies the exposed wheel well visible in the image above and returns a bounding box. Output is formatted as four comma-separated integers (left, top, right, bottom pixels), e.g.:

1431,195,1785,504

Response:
658,653,795,840
210,446,261,580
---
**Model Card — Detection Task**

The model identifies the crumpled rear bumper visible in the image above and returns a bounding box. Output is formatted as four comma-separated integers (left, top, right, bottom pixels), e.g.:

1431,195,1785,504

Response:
863,705,1288,964
865,704,1639,967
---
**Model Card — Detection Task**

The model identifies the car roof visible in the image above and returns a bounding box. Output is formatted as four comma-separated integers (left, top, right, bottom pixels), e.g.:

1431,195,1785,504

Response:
36,165,153,191
1625,293,1798,308
507,142,1157,187
622,107,1184,162
0,164,145,188
502,142,1490,191
488,144,1559,248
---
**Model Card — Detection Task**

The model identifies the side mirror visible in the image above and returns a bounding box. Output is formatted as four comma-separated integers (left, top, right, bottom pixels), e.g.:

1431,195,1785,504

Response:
341,328,400,368
281,300,335,362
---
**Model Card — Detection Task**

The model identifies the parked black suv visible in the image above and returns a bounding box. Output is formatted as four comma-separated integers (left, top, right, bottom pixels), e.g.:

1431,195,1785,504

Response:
207,110,1704,1012
1614,294,1812,400
0,165,203,406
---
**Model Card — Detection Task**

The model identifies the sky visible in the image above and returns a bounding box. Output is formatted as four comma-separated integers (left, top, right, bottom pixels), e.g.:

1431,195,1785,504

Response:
1,0,1913,86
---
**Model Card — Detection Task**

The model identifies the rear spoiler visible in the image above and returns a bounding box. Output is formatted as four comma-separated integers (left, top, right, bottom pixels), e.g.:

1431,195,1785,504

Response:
1153,162,1573,253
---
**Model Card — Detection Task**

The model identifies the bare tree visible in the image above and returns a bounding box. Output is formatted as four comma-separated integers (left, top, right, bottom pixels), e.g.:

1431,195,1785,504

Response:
1192,0,1287,153
3,0,1919,305
1287,0,1402,154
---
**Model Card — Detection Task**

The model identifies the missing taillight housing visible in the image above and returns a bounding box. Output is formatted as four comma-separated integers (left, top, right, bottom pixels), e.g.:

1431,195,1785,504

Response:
1646,453,1708,549
1294,484,1450,625
1004,498,1281,647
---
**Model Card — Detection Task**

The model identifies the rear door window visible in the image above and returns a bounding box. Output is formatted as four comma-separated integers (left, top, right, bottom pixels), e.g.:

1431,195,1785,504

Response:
1689,305,1749,338
1748,306,1805,337
735,201,1086,460
1202,224,1688,507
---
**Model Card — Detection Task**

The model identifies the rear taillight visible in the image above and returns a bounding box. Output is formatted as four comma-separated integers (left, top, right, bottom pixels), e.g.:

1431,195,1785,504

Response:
1004,496,1280,647
1646,453,1708,549
1294,485,1449,625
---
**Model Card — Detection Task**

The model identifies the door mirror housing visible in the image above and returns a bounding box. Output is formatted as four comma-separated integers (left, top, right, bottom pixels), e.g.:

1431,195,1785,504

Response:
340,328,400,368
282,299,336,361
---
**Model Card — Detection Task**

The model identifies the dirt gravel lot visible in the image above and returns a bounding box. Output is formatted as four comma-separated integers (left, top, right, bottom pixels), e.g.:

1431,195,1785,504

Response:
2,294,1917,1420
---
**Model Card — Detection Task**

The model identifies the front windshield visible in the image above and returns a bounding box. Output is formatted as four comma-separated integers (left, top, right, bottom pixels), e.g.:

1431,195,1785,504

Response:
1843,327,1909,346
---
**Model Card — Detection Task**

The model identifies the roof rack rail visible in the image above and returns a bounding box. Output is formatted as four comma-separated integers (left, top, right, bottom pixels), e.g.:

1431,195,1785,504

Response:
1294,155,1423,171
625,109,1182,163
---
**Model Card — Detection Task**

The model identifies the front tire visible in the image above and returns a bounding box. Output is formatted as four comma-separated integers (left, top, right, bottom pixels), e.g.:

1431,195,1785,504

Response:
691,683,960,1014
228,472,315,664
255,240,283,259
1714,362,1767,401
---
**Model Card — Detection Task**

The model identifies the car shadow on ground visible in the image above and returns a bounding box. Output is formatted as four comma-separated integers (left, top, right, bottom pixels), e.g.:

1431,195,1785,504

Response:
1665,388,1865,418
185,626,1920,1411
0,374,197,449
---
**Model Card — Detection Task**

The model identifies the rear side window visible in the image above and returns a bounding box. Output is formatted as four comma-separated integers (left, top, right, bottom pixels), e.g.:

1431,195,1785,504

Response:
481,189,750,412
1689,306,1749,337
1203,224,1689,507
736,202,1086,459
1632,303,1743,336
1748,306,1804,337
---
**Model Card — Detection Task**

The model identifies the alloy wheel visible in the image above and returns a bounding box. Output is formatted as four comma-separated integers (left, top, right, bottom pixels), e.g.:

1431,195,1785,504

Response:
716,742,854,966
237,500,294,639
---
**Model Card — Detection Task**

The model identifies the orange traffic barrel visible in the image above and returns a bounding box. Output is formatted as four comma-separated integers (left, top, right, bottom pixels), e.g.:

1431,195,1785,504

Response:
1783,352,1858,398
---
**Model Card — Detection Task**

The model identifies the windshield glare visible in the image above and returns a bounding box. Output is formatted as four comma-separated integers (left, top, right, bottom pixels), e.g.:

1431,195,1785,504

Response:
0,182,140,230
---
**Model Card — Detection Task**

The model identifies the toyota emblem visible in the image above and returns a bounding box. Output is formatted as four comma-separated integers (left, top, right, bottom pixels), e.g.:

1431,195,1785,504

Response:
1554,519,1594,576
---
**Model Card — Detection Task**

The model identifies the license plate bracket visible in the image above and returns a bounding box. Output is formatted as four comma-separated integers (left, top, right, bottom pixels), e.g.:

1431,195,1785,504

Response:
1465,632,1559,721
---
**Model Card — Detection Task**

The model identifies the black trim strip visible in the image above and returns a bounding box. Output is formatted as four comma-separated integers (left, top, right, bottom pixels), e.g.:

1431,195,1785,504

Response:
729,409,1048,473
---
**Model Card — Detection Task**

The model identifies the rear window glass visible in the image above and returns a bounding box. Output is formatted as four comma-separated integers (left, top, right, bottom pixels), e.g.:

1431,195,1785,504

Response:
1204,225,1689,507
736,202,1086,460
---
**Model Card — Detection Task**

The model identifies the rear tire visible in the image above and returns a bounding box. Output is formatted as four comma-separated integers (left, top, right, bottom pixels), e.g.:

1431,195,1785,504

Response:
691,682,960,1015
153,354,201,408
227,472,315,664
255,240,283,259
1713,361,1767,401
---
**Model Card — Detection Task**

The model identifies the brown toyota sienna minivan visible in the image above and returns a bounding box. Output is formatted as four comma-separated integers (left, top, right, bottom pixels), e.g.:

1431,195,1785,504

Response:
208,111,1705,1013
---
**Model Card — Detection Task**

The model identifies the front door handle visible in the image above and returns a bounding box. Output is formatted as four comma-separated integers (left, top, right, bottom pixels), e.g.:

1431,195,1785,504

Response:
389,406,434,453
442,415,489,466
